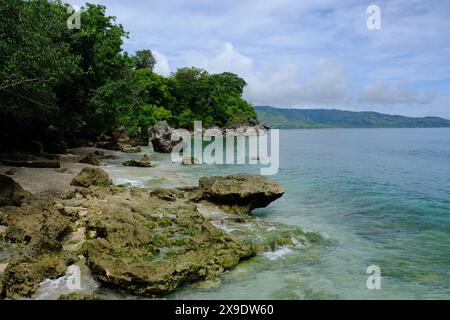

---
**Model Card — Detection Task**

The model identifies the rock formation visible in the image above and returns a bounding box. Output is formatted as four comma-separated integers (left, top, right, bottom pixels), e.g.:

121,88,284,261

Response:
193,175,284,214
0,175,31,207
70,168,112,188
149,121,182,153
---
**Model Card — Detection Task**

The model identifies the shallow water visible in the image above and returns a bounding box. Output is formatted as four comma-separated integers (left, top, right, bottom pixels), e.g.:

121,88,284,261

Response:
104,128,450,300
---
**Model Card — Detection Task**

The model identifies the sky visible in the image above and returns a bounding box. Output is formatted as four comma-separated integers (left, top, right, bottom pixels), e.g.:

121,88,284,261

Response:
71,0,450,118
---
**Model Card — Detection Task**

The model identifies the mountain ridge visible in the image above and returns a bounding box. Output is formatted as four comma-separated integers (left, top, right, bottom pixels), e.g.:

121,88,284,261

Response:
255,106,450,129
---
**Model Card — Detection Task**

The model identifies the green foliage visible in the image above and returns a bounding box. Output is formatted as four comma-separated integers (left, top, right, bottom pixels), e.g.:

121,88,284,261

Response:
169,68,256,128
0,0,257,148
132,50,156,70
256,106,450,129
0,0,80,121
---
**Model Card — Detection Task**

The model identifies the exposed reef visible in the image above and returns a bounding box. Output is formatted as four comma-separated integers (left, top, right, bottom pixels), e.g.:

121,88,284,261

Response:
0,173,323,299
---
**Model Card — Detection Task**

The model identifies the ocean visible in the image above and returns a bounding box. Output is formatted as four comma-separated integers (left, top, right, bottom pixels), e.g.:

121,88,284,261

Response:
106,128,450,300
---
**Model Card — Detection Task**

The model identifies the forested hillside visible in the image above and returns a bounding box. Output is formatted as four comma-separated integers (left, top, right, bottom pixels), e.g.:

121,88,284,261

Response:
256,106,450,129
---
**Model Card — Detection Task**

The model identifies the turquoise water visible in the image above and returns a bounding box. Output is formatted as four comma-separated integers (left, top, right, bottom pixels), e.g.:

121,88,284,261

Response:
110,128,450,300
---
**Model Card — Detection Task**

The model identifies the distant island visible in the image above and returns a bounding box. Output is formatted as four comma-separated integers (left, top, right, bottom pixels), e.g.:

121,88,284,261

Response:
256,106,450,129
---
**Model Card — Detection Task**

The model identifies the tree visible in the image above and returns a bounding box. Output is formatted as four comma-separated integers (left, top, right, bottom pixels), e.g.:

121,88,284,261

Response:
0,0,258,152
0,0,80,122
132,50,156,70
90,69,173,137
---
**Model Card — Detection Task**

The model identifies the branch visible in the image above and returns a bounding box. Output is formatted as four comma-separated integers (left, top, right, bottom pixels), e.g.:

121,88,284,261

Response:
0,77,41,90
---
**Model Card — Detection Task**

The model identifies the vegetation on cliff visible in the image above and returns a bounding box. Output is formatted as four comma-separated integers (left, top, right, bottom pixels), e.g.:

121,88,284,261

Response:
0,0,257,152
0,173,325,298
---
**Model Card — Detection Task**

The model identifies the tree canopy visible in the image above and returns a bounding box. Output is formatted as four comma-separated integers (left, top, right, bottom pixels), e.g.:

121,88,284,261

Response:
0,0,257,149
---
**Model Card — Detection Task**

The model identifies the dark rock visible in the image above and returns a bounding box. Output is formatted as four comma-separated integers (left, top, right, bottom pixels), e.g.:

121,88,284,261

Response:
149,121,182,153
30,140,44,156
122,154,154,167
0,175,31,207
5,168,20,176
93,150,105,157
43,125,67,153
195,175,284,213
94,133,120,151
79,153,102,166
112,128,148,147
94,141,120,151
71,168,112,188
149,188,177,202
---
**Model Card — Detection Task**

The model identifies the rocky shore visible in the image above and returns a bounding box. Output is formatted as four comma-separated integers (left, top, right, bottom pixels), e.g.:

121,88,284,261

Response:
0,146,323,300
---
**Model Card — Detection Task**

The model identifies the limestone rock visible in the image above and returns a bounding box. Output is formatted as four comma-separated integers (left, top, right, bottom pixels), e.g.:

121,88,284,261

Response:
122,154,154,167
149,121,182,153
0,175,31,207
70,168,112,188
79,153,102,166
196,175,284,213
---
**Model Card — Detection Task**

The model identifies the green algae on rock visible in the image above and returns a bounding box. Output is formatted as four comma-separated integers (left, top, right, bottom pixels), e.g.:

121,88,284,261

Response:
0,174,31,207
122,154,155,167
0,173,322,299
75,186,256,296
70,168,112,188
79,153,102,166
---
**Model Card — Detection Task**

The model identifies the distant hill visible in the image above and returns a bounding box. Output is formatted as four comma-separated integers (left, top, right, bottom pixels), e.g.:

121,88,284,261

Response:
255,106,450,129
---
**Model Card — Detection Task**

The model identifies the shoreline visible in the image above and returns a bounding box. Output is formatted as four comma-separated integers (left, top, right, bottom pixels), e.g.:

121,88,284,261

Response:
0,146,322,300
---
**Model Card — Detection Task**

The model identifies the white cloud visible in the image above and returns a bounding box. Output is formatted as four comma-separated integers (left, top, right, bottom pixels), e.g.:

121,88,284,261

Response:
359,80,435,105
77,0,450,117
182,42,349,107
153,50,171,77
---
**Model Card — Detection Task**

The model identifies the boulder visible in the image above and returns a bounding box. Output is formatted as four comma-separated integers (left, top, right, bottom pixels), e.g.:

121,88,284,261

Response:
94,133,120,151
70,168,112,188
149,121,182,153
196,175,284,213
43,125,67,153
84,197,255,296
122,154,154,168
79,153,102,166
0,175,31,207
1,255,67,299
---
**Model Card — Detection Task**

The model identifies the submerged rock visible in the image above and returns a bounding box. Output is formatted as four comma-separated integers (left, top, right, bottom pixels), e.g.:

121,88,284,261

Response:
0,174,31,207
70,168,112,188
122,154,154,167
79,153,102,166
149,121,182,153
194,175,284,214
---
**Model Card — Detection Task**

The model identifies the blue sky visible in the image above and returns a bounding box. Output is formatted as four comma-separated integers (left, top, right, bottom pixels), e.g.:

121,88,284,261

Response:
72,0,450,118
